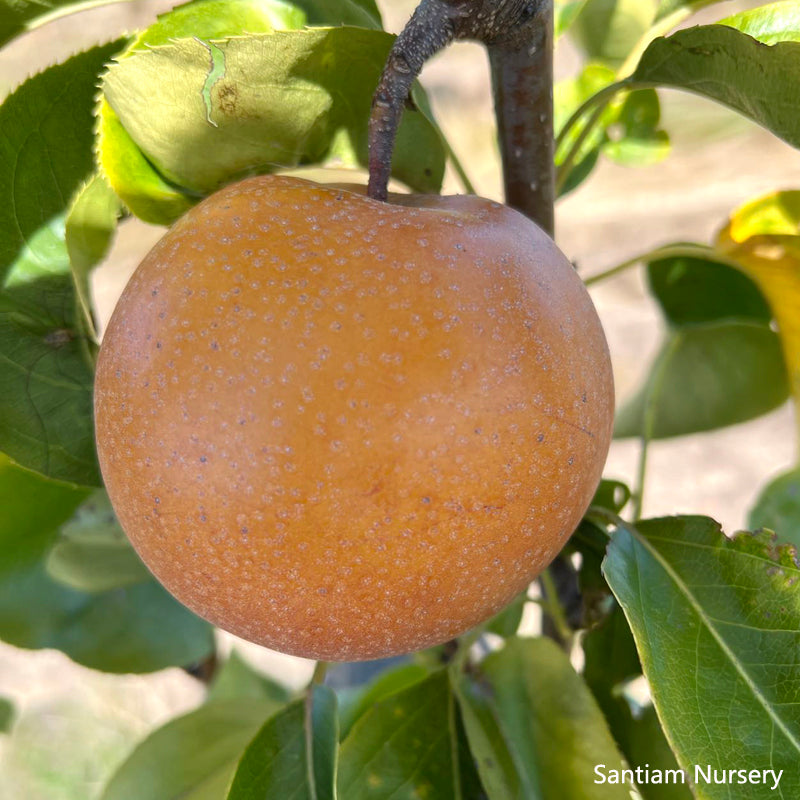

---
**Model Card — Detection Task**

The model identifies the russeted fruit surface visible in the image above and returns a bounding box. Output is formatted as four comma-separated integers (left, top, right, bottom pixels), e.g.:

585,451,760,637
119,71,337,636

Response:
95,174,614,661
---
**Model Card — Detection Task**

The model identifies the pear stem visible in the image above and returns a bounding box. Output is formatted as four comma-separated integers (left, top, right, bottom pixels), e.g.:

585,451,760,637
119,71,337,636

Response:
367,0,551,213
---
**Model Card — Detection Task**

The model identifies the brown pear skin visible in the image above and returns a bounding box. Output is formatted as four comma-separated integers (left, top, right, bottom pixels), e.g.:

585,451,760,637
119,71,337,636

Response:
94,174,614,661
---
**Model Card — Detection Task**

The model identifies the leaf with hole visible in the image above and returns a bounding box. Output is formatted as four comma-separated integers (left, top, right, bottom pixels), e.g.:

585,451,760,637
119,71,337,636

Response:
100,27,445,225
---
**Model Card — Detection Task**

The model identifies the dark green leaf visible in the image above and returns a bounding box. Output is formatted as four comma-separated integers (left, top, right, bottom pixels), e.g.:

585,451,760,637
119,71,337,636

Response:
616,321,788,438
338,670,459,799
102,699,281,800
571,0,658,67
101,28,445,225
749,467,800,548
647,254,772,326
207,650,292,705
226,687,338,800
604,516,800,798
0,696,13,733
0,455,214,673
592,479,631,514
0,41,123,284
631,23,800,149
0,42,124,486
309,685,339,800
44,489,150,593
583,605,692,800
454,670,529,799
337,662,429,741
461,637,632,799
619,249,788,438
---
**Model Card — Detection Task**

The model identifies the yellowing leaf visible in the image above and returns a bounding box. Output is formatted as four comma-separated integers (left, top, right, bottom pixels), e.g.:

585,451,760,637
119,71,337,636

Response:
717,193,800,436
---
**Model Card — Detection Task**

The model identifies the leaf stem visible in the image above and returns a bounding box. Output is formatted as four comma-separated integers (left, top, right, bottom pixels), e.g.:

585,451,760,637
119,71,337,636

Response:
442,135,477,195
554,80,625,154
310,660,329,686
583,242,736,286
539,567,574,645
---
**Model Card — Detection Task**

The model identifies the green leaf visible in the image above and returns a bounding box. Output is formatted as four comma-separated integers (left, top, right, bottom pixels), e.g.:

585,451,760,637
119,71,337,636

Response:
616,320,788,438
647,254,772,326
0,42,124,486
293,0,381,28
0,41,123,283
101,28,445,223
655,0,721,23
337,662,429,741
749,467,800,548
603,90,670,167
226,687,338,800
454,670,529,798
64,173,122,340
96,0,294,225
604,516,800,798
207,650,292,705
556,1,589,38
460,636,632,799
338,670,459,799
44,489,151,593
630,23,800,149
102,699,282,800
0,696,13,734
583,605,692,800
571,0,658,67
0,455,214,673
592,478,632,513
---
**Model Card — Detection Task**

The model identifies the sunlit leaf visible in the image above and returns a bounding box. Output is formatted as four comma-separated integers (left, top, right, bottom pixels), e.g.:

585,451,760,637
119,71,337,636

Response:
604,516,800,797
100,27,444,225
717,191,800,427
